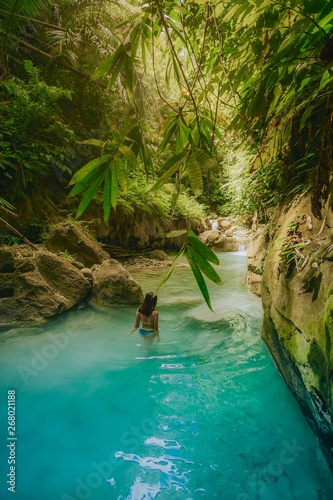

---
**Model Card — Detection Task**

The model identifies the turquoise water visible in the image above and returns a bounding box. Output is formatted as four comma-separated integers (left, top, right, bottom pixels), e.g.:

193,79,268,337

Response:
0,252,332,500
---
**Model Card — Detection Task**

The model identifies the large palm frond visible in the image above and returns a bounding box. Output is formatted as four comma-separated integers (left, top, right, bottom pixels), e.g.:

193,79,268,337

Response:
0,0,50,68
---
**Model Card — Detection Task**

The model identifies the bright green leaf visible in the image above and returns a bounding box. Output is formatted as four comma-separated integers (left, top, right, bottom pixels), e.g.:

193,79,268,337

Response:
186,251,213,311
188,229,220,265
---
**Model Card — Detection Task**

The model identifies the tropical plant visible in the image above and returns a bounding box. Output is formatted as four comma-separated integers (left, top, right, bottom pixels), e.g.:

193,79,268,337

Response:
0,0,51,70
0,60,76,200
156,229,223,311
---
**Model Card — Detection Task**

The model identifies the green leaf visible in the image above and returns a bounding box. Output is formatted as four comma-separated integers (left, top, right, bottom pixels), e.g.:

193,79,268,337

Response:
130,23,141,62
123,55,134,106
188,229,220,265
187,245,223,285
165,229,188,238
299,105,313,131
69,154,112,185
92,45,125,80
155,247,185,294
149,151,188,192
186,153,203,196
319,70,332,91
76,171,105,219
115,160,129,193
68,168,103,197
78,139,105,147
118,144,139,167
106,55,124,91
157,120,178,154
186,251,213,311
193,148,218,171
110,164,119,209
103,166,112,221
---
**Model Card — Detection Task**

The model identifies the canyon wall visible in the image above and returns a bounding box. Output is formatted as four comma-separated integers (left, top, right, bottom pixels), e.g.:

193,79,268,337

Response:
247,192,333,468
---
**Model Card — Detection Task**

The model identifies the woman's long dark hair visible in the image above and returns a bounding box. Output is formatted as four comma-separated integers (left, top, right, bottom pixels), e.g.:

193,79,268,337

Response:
138,292,157,317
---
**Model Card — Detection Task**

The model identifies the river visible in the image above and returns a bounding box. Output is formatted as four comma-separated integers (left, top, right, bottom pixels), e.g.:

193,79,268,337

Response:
0,252,332,499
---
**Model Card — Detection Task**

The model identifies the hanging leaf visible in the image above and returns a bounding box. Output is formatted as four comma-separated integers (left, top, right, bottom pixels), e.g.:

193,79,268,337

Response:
188,229,220,265
299,105,313,131
123,55,134,105
106,56,125,91
69,154,112,186
149,151,188,192
116,160,129,193
155,247,185,294
187,245,223,285
76,171,105,219
118,144,140,167
186,153,203,196
92,44,125,80
157,119,178,154
103,166,112,221
186,251,213,311
110,164,119,209
68,168,104,197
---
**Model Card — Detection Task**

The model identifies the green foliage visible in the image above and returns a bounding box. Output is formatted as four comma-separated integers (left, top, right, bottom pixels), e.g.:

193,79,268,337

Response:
2,0,333,307
0,196,15,211
68,119,152,221
0,234,20,245
111,180,207,220
0,61,76,200
0,0,51,65
159,228,223,311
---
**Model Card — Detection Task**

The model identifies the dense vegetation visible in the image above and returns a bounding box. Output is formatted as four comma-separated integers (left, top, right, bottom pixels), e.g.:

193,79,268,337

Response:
1,0,333,303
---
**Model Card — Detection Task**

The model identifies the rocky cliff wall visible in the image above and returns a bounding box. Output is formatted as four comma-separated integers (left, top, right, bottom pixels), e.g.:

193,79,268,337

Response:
248,192,333,469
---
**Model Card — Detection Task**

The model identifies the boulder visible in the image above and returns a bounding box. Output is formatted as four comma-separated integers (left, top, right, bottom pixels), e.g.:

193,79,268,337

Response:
0,246,91,328
91,259,143,306
218,217,232,231
47,220,109,268
198,230,221,246
199,230,247,252
148,249,170,261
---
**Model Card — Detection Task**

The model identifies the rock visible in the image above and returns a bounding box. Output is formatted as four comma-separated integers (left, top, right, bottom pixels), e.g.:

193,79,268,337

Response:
198,230,221,246
82,203,208,250
91,259,143,306
46,220,109,268
0,246,91,328
214,236,241,252
81,267,93,283
218,217,232,231
148,250,170,261
246,227,267,296
258,193,333,469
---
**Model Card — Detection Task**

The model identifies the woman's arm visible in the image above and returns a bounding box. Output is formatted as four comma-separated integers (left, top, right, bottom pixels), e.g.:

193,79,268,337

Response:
127,310,141,335
134,310,141,329
153,311,160,339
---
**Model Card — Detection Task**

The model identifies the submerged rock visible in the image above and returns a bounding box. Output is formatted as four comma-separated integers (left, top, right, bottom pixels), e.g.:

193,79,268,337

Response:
46,220,109,268
91,259,143,306
0,246,91,328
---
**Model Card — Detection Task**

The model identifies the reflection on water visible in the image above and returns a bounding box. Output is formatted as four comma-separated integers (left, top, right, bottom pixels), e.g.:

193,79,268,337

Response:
0,252,332,499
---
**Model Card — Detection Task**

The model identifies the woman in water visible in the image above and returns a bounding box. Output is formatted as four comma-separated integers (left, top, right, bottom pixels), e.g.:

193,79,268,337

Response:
128,292,160,341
